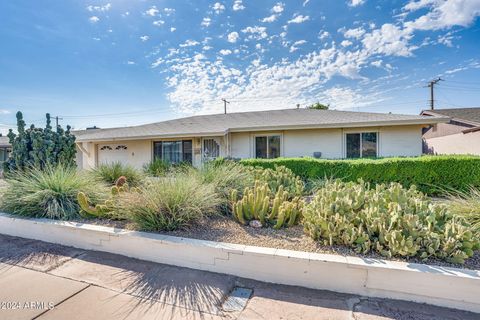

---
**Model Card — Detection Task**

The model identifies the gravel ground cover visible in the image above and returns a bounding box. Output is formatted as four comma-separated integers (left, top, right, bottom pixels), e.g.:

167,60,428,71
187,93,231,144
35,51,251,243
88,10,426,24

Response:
75,215,480,271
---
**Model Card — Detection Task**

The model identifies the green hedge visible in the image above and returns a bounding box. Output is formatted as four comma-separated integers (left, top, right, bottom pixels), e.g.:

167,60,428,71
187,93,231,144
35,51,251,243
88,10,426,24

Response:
239,156,480,195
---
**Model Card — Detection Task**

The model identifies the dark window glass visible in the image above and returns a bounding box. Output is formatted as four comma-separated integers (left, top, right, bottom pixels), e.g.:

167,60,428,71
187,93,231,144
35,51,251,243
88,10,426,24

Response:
268,136,280,159
153,142,162,160
362,133,377,157
255,136,267,158
346,133,360,158
182,140,193,164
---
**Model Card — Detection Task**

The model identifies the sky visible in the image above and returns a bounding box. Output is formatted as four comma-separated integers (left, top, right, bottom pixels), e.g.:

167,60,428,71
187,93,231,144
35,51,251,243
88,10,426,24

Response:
0,0,480,132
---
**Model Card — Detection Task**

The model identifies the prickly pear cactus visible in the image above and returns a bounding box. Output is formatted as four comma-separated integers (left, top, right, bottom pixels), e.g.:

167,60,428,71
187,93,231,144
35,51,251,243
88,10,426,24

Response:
303,179,480,264
254,165,304,198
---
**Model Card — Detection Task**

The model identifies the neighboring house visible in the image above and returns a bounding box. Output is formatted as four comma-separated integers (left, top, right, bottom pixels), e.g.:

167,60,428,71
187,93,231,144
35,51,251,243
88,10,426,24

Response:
73,108,448,169
0,136,11,164
421,107,480,155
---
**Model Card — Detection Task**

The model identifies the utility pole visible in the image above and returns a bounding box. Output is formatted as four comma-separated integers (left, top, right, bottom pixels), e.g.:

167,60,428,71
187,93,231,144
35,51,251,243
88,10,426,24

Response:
55,116,63,127
221,98,230,114
426,78,443,110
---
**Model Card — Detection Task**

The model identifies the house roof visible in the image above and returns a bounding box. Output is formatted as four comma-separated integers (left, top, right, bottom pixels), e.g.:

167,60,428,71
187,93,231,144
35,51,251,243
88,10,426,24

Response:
421,107,480,126
74,108,449,142
0,136,10,147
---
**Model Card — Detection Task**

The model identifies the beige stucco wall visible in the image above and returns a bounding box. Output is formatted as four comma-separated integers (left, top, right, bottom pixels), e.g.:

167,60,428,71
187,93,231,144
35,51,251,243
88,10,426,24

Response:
424,131,480,155
77,125,424,169
229,125,423,159
378,125,423,157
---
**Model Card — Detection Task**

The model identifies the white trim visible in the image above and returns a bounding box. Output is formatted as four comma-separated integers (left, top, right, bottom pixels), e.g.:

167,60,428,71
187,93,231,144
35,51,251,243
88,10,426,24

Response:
0,213,478,314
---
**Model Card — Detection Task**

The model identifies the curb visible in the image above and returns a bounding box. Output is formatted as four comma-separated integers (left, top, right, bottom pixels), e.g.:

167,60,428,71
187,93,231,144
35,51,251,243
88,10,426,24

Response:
0,213,478,313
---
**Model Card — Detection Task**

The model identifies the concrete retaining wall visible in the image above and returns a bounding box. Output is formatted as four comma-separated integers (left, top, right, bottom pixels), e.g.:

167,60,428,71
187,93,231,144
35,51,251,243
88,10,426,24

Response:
0,213,478,313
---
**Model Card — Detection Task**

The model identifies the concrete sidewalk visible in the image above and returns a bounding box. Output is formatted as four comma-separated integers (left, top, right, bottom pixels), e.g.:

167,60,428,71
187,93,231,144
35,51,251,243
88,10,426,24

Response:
0,234,477,320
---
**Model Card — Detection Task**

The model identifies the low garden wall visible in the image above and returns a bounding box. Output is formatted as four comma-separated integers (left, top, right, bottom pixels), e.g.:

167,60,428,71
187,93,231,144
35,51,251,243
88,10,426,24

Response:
0,212,479,314
240,155,480,194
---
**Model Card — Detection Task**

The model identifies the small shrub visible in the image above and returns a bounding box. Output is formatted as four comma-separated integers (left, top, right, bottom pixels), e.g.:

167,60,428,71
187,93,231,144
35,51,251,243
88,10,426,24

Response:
230,180,304,229
116,173,220,231
0,165,107,219
447,188,480,237
303,179,479,264
91,162,143,187
240,155,480,195
143,159,171,177
253,165,304,198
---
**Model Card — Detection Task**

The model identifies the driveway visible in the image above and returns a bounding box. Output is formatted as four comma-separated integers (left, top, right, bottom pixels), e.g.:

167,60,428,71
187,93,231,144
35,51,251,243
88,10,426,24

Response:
0,234,477,320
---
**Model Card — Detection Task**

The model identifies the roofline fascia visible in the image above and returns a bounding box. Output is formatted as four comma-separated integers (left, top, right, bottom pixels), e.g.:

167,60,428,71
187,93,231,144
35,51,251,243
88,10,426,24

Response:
75,118,448,143
75,131,227,143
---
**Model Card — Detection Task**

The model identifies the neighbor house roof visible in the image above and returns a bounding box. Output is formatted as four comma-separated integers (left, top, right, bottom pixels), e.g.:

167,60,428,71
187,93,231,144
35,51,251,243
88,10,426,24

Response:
74,108,449,142
0,136,11,147
421,107,480,126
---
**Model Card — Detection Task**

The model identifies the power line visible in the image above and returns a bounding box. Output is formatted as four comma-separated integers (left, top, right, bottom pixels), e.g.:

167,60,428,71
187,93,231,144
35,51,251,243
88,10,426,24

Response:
425,77,443,110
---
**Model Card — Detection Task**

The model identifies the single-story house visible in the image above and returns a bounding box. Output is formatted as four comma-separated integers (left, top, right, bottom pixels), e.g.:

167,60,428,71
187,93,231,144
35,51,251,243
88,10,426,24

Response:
421,107,480,155
74,108,449,169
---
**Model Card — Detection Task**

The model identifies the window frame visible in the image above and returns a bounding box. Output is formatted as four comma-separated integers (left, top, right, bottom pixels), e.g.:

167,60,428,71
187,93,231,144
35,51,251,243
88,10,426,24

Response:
344,131,379,159
253,133,283,159
153,139,193,164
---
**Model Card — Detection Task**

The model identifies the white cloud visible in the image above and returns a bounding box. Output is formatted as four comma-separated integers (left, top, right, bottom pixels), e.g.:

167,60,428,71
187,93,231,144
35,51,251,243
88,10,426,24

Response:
162,43,376,114
127,61,136,65
87,3,111,12
180,39,200,47
227,31,240,43
201,17,212,27
437,32,454,47
303,0,310,6
287,15,310,24
320,87,376,109
348,0,366,7
170,27,176,32
343,27,366,39
219,49,232,55
289,40,307,52
89,16,100,23
319,31,330,40
341,40,353,47
242,26,268,40
140,35,149,42
371,60,382,67
153,20,165,26
445,66,468,74
403,0,480,30
164,8,175,15
145,6,159,16
262,14,278,23
361,23,415,57
272,2,285,13
213,2,225,14
233,0,245,11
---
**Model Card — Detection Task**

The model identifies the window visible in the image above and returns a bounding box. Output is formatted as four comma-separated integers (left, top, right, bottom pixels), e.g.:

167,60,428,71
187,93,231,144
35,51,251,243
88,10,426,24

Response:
346,132,377,158
203,139,220,160
153,140,193,164
255,135,281,159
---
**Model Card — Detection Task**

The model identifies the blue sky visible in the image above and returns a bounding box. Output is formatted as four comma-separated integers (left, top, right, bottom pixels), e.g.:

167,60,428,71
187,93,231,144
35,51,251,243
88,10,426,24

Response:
0,0,479,132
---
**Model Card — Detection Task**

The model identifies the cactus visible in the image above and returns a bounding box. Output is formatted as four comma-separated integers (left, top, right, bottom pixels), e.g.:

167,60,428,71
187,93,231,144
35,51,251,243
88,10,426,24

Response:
77,177,133,218
230,180,304,228
303,179,480,263
4,112,76,172
254,165,304,198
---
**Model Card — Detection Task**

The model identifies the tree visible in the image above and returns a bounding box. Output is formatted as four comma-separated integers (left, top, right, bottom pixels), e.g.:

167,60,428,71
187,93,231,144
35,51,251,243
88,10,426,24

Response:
4,112,76,171
308,102,329,110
